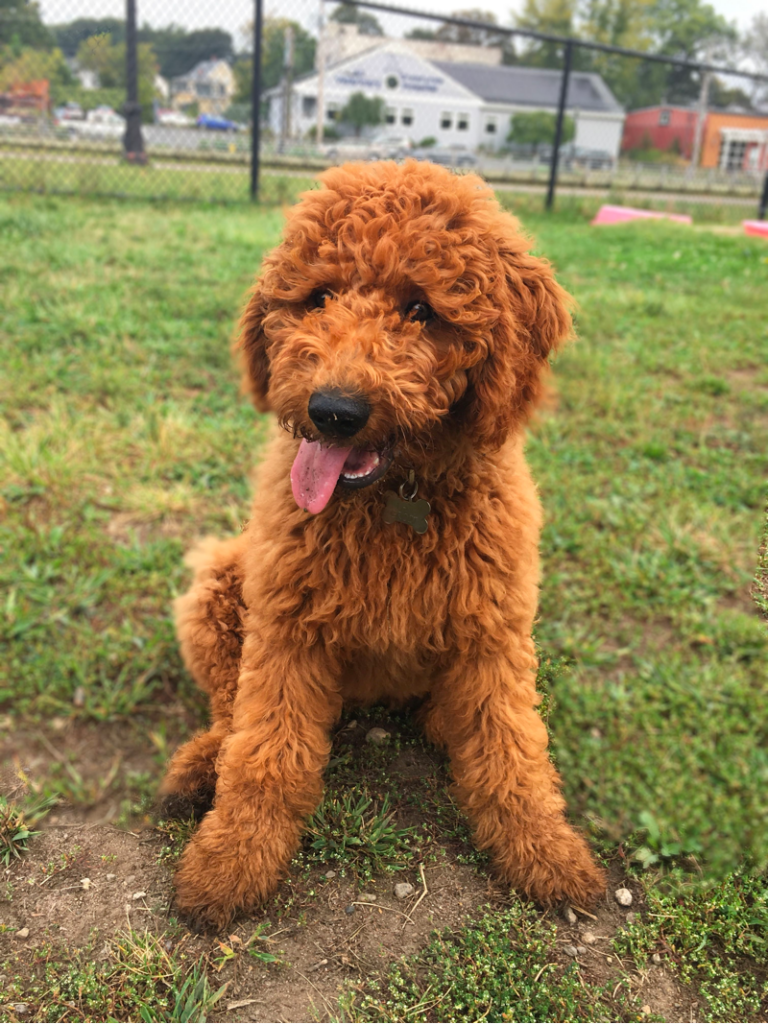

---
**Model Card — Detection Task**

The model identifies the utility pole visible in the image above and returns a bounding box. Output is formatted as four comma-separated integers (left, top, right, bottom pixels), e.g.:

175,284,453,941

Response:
316,0,325,149
250,0,263,200
123,0,146,163
690,54,711,173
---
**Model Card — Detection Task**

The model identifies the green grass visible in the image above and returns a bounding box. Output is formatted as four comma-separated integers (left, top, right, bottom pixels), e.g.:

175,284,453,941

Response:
1,192,767,1021
339,901,643,1023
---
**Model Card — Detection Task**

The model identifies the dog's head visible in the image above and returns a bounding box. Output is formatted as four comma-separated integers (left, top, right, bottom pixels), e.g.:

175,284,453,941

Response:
238,161,572,513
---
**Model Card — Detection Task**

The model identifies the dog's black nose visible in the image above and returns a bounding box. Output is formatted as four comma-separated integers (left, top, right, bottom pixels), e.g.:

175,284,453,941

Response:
308,391,370,439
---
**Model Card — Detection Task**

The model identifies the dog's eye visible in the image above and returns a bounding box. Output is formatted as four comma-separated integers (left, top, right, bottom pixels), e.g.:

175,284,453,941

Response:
405,301,434,324
309,289,333,309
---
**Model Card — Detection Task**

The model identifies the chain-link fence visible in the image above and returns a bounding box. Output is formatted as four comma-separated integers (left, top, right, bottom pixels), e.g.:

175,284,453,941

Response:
1,0,767,216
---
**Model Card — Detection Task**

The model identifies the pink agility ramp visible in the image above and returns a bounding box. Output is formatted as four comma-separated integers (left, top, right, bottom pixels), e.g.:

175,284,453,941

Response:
591,204,693,226
743,220,768,238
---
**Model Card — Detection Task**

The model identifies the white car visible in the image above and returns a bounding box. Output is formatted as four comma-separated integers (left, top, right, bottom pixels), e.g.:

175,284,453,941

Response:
324,132,412,164
64,106,125,140
156,108,194,127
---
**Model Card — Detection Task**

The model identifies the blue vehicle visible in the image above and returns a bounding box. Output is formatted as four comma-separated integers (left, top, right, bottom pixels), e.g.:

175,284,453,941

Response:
196,113,240,132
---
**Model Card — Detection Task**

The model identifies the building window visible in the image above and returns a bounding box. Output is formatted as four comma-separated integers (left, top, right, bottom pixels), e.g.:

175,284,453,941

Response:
401,108,414,127
386,74,399,89
326,104,339,122
659,108,670,126
196,82,212,98
385,106,396,125
302,96,317,117
440,112,453,130
719,138,747,171
484,115,497,134
457,112,469,130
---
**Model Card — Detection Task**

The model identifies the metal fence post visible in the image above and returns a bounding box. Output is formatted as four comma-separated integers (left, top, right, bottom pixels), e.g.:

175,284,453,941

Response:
123,0,146,163
760,171,768,222
250,0,264,201
546,39,572,211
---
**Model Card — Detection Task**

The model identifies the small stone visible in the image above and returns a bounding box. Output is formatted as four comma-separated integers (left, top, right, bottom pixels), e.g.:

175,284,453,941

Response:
581,930,597,944
563,906,577,925
80,877,92,890
73,686,85,708
359,892,376,901
344,904,355,915
323,870,336,880
125,874,135,884
614,887,633,906
15,927,30,940
366,727,390,745
394,882,414,899
651,953,662,964
345,720,358,730
626,911,636,924
576,945,587,954
563,944,579,958
132,891,147,900
12,1004,28,1016
106,873,116,881
641,1005,652,1015
50,717,68,732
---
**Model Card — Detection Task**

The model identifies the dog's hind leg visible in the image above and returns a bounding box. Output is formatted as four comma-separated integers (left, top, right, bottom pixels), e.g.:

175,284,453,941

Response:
430,639,606,909
160,534,247,818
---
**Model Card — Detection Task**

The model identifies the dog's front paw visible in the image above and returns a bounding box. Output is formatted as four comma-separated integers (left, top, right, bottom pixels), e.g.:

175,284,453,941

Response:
520,826,607,909
171,811,288,932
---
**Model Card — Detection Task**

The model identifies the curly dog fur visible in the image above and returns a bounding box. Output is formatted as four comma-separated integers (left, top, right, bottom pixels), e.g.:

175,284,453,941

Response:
162,160,606,929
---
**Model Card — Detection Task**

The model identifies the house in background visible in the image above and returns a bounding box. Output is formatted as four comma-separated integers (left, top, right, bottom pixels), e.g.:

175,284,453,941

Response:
267,41,625,157
622,104,768,171
171,59,235,116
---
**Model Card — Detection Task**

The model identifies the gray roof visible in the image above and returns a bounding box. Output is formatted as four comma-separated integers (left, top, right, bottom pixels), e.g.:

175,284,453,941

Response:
433,62,623,113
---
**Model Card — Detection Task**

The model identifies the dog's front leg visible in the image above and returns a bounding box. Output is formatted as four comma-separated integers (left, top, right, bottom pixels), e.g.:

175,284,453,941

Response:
172,631,341,931
429,642,606,907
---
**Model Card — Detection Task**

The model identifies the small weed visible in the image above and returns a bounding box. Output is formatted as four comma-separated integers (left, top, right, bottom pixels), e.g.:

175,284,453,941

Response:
303,788,416,879
0,794,52,865
155,817,197,863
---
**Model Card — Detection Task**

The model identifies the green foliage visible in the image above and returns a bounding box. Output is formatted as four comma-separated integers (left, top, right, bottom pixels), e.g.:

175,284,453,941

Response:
0,44,74,107
340,902,644,1022
50,17,125,57
0,796,45,865
417,136,438,147
75,32,158,120
507,110,574,146
340,91,384,136
614,872,768,1021
0,0,52,48
304,788,416,877
330,3,384,36
260,18,316,93
137,26,233,80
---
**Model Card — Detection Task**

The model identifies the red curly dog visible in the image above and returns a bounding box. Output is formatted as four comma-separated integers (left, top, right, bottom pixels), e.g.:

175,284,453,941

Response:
162,160,605,929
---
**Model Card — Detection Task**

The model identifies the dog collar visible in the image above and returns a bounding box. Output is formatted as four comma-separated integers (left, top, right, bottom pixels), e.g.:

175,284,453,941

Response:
382,471,431,535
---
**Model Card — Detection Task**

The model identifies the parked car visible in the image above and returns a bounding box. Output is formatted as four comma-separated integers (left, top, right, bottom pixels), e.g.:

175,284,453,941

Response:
197,113,241,131
157,108,194,127
53,101,84,122
410,145,477,168
62,106,125,140
558,143,614,170
324,132,412,163
0,113,22,128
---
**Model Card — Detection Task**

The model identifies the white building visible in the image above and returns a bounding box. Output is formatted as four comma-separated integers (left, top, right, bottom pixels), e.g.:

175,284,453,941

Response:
267,42,625,157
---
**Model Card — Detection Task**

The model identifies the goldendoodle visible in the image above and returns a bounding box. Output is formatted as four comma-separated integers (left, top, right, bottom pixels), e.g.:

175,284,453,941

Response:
162,159,606,929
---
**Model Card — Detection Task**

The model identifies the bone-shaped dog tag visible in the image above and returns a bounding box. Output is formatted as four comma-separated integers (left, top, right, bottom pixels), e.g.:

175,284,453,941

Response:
382,490,431,535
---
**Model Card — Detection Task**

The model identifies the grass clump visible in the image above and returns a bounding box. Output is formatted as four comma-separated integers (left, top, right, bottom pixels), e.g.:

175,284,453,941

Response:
615,871,768,1022
5,930,225,1023
339,901,643,1023
0,794,53,866
303,787,417,879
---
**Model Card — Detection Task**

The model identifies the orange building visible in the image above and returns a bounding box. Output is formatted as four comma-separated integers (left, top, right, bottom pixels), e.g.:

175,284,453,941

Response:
700,110,768,171
0,79,49,116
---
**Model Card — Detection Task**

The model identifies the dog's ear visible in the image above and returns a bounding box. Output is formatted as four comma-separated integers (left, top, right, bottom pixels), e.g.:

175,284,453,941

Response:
464,231,572,450
235,277,271,412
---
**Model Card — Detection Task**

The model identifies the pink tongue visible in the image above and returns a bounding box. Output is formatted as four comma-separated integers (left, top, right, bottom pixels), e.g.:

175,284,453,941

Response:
291,439,353,514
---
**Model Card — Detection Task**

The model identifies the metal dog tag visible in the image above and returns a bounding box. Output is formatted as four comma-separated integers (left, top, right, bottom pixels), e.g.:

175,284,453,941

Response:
382,474,431,535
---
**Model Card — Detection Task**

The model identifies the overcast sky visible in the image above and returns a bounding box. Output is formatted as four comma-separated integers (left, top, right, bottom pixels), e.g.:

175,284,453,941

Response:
38,0,763,45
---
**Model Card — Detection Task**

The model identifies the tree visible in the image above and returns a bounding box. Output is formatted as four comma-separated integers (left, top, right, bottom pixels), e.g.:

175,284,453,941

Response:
515,0,578,68
329,3,384,36
0,0,52,48
434,8,504,47
76,33,158,120
507,109,574,149
741,13,768,105
235,18,316,98
137,26,234,80
50,18,125,57
340,91,384,135
0,45,73,104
